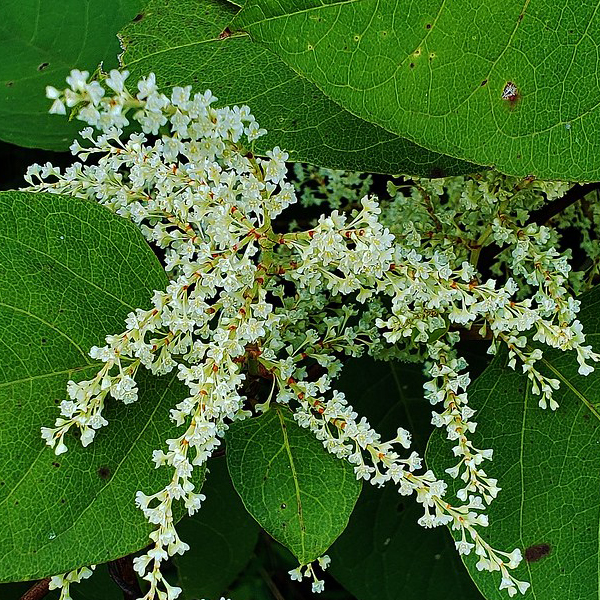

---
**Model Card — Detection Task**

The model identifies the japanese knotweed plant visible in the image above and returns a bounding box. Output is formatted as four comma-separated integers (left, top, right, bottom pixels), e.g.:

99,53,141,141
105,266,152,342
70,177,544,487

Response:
25,69,600,600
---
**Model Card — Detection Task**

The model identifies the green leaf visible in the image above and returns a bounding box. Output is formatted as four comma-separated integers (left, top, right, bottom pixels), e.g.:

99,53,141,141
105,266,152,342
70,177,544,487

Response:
175,457,260,599
118,0,479,177
0,191,201,581
0,0,144,150
237,1,600,181
426,286,600,599
329,358,483,600
226,405,361,565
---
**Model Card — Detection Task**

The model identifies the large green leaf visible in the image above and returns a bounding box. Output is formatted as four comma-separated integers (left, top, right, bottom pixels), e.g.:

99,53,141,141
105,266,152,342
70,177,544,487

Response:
0,0,143,150
226,405,361,565
237,1,600,181
0,191,199,581
118,0,479,177
329,359,483,600
426,286,600,599
175,457,260,599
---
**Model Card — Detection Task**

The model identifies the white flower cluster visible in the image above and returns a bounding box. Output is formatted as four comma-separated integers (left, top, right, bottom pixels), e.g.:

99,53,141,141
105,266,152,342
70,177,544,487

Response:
289,555,331,593
29,70,599,600
379,174,600,408
48,565,95,600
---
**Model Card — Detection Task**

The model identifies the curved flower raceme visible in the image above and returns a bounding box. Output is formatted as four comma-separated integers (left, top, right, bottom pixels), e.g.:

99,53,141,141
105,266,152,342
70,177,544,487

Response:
29,69,599,600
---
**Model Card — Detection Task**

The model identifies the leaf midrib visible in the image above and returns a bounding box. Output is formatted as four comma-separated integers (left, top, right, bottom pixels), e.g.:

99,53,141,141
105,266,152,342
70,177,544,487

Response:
276,407,306,561
0,365,95,390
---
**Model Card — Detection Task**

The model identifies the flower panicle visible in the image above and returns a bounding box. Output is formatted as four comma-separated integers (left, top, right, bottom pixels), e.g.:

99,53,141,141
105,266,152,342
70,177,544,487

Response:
35,69,600,600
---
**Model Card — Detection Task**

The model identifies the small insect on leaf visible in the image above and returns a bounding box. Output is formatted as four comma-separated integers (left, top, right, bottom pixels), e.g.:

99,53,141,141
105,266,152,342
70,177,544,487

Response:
502,81,520,102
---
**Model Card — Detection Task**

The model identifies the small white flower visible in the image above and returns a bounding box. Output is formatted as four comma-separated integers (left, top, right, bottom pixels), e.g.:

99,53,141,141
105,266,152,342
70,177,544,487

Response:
105,69,129,93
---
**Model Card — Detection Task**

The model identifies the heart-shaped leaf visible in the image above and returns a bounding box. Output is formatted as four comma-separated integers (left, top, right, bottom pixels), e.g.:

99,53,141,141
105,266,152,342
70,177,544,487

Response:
226,405,361,565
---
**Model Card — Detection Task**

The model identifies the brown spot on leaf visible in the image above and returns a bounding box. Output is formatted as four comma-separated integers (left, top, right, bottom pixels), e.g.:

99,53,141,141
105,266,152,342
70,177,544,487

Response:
525,543,551,562
52,462,60,468
219,27,231,40
132,13,144,22
481,79,488,86
97,466,111,480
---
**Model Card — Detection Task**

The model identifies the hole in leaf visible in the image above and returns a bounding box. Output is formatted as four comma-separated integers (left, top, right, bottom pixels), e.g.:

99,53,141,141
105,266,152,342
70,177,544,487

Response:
37,62,49,71
132,13,144,22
